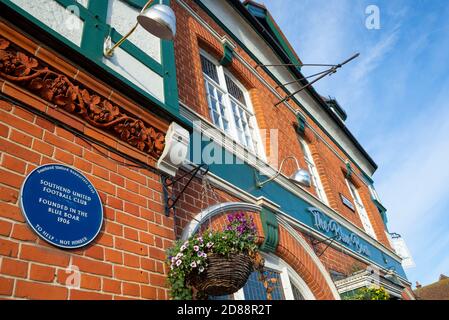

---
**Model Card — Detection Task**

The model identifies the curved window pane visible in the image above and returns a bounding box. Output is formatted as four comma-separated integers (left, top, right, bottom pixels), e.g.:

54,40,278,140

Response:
243,270,285,300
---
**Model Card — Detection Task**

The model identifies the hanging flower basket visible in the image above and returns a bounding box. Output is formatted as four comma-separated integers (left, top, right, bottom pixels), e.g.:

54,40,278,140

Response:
166,211,265,299
187,253,254,296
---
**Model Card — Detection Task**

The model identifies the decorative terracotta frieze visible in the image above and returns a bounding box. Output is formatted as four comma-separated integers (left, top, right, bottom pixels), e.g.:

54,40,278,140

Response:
0,38,165,158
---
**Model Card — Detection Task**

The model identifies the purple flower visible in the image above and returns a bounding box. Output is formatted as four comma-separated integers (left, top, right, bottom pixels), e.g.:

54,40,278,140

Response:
193,245,200,252
190,262,197,268
176,259,182,266
197,251,203,257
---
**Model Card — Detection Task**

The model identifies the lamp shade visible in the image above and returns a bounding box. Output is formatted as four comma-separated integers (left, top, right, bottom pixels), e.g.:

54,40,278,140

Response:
137,4,176,40
289,169,311,188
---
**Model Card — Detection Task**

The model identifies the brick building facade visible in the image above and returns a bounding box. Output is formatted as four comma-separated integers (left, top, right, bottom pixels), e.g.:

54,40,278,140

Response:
0,0,414,300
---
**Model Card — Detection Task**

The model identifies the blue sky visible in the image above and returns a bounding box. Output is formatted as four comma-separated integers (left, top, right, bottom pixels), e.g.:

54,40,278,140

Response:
263,0,449,287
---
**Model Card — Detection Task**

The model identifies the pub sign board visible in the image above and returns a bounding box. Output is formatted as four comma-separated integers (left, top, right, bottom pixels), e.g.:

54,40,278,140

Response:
20,164,103,249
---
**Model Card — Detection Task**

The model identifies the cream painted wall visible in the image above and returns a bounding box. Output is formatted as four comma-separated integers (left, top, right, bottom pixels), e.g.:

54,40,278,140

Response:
11,0,84,46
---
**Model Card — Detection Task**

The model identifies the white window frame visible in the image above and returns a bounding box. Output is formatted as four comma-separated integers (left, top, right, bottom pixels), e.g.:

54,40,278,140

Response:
345,179,377,239
232,253,315,300
298,137,329,205
200,50,265,159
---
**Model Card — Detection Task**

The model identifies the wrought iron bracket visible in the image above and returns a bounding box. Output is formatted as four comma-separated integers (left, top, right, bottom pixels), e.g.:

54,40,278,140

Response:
162,164,209,216
309,235,339,257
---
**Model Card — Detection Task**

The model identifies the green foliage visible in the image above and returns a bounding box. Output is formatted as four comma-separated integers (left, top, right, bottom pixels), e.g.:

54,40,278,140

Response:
344,286,390,300
166,212,259,300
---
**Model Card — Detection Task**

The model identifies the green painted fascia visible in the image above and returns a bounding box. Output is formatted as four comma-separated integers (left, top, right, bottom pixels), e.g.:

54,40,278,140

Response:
219,42,234,67
193,0,376,180
1,0,180,119
245,3,265,18
187,138,408,280
81,0,109,62
259,207,279,253
244,2,302,70
160,0,180,114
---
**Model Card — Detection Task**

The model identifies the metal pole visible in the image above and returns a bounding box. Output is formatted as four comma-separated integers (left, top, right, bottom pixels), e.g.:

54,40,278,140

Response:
274,53,359,107
275,68,333,89
256,63,338,68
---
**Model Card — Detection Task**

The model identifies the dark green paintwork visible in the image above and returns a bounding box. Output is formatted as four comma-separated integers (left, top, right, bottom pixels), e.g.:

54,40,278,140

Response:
220,42,234,67
259,207,279,253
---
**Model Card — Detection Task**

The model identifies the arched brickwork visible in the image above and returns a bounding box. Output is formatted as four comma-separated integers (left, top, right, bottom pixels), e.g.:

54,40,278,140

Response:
276,223,338,299
182,203,340,300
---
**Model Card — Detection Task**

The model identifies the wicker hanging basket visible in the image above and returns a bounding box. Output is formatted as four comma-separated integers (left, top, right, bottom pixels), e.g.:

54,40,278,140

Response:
188,253,254,296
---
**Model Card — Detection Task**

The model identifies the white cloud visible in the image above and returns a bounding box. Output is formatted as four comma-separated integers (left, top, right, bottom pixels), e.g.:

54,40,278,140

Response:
351,29,399,82
376,88,449,233
264,0,449,286
374,82,449,284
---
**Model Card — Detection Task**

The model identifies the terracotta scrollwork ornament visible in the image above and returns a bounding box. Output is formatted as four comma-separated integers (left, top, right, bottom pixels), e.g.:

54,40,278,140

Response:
0,38,165,158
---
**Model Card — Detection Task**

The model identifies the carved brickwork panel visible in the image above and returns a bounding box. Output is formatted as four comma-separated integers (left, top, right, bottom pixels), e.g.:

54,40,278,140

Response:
0,38,165,158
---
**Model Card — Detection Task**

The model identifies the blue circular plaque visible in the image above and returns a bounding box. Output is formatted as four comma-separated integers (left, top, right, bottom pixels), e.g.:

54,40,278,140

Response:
20,164,103,249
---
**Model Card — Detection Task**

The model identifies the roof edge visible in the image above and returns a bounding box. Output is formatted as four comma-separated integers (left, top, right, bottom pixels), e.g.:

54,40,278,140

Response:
227,0,378,172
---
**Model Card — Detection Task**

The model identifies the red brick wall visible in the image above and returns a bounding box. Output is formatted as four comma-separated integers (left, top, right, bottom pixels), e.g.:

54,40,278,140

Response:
0,99,174,299
172,0,391,249
0,1,402,300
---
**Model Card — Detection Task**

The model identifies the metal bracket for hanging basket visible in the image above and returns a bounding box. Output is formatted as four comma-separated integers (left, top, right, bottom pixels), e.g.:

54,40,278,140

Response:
309,234,339,257
162,164,209,216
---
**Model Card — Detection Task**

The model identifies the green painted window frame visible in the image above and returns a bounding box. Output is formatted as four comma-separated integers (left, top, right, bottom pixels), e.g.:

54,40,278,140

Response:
1,0,179,116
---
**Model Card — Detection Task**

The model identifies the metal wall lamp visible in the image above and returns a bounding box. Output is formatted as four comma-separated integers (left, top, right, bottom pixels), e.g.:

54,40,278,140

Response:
104,0,176,58
256,156,311,189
